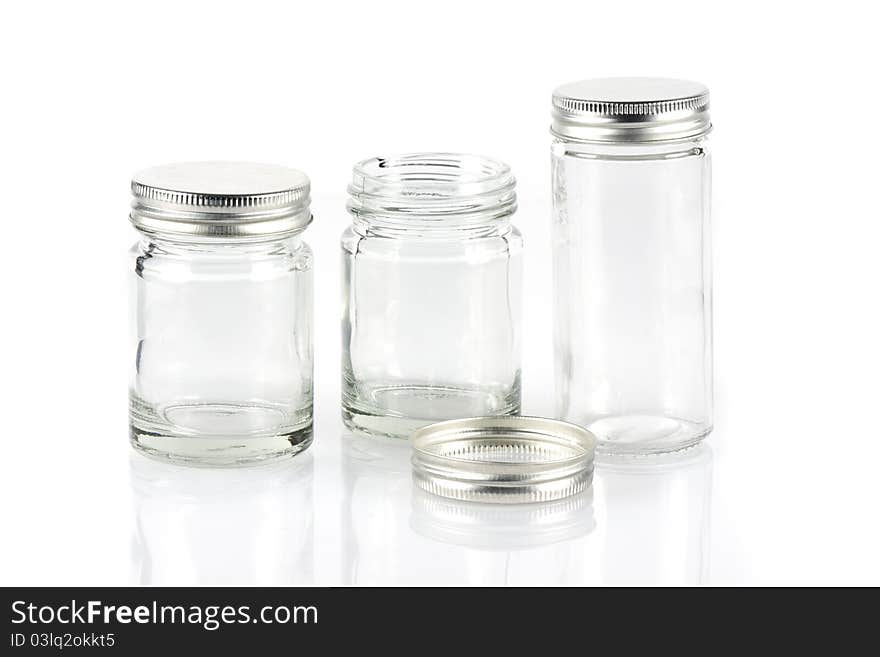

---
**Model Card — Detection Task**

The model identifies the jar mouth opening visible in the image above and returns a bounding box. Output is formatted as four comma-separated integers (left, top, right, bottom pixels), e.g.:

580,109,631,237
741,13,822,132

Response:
347,153,517,228
349,153,515,201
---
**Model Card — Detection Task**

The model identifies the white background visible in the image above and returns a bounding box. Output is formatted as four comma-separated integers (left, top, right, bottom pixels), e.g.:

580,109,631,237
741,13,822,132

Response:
1,1,878,586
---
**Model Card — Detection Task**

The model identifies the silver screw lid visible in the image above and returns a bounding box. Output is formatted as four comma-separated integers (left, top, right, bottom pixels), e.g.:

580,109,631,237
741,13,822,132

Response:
552,77,711,143
130,161,312,238
411,416,596,504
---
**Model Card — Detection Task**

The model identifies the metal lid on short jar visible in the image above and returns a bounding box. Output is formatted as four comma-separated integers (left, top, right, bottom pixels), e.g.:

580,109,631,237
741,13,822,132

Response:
130,161,312,238
551,77,711,143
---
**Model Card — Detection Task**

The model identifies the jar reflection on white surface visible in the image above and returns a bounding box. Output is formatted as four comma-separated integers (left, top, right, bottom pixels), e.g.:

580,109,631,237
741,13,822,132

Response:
129,162,314,466
552,78,713,454
342,154,523,439
130,454,314,585
341,434,417,584
593,446,713,585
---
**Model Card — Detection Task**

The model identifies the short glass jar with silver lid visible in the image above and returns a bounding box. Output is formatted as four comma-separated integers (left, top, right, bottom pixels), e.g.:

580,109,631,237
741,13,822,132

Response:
551,78,713,454
342,153,523,439
129,162,314,466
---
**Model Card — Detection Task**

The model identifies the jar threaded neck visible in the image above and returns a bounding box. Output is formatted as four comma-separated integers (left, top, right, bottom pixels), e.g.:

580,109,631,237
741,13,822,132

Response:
347,153,516,236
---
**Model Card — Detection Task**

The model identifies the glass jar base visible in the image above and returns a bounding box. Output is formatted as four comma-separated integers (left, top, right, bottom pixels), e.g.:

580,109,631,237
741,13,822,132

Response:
130,426,312,467
129,397,313,466
585,415,711,456
342,382,520,440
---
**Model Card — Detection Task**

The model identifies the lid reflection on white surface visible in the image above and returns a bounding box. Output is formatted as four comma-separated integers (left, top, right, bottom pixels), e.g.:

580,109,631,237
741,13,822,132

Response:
410,488,595,550
410,489,597,586
130,453,314,585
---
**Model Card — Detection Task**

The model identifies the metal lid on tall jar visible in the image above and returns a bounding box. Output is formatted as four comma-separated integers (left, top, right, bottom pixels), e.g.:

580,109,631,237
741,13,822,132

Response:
551,77,711,143
130,161,312,238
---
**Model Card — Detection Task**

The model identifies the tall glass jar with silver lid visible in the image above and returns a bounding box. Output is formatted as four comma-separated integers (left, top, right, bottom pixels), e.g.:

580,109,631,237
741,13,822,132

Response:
551,78,713,454
129,162,314,465
342,153,523,439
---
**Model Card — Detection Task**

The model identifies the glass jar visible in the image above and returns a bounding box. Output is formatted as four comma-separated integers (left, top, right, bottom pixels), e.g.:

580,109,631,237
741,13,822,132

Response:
342,153,523,439
129,162,314,466
551,78,713,454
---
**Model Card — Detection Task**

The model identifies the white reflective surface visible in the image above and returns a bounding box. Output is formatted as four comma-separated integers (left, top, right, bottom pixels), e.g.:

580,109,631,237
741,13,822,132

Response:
121,431,716,586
